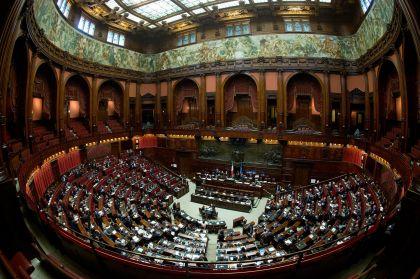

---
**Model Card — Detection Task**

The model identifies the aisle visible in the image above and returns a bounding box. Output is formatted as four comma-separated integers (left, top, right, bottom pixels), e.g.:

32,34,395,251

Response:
206,234,218,262
172,179,269,262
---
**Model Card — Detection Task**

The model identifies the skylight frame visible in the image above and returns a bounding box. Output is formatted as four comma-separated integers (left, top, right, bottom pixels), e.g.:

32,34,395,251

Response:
134,0,183,20
97,0,334,30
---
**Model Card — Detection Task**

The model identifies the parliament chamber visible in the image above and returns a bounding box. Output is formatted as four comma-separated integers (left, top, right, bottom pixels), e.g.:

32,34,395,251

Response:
0,0,419,278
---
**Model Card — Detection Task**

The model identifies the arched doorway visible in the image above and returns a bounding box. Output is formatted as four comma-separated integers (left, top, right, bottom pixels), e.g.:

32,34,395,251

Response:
403,32,419,150
64,75,90,139
378,60,402,138
6,38,27,143
174,79,199,128
348,88,365,133
32,63,57,141
286,73,322,130
97,80,124,133
141,93,155,130
224,74,258,129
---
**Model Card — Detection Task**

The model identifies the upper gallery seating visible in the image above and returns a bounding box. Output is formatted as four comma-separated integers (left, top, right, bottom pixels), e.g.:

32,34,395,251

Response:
108,118,125,133
97,120,111,134
32,125,59,152
408,140,420,159
42,151,384,270
96,118,124,134
68,120,90,139
377,126,403,149
64,127,77,140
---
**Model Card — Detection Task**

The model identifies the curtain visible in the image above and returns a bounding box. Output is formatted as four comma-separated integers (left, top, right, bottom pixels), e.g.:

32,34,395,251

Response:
66,80,89,117
99,85,122,116
58,151,81,174
287,79,322,113
139,136,157,148
225,85,258,112
176,88,197,112
34,163,54,198
342,147,364,166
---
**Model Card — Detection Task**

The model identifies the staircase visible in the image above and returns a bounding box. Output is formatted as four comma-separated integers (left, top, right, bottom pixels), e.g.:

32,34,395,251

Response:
377,126,402,148
408,140,420,160
97,121,111,134
108,118,124,133
69,120,90,138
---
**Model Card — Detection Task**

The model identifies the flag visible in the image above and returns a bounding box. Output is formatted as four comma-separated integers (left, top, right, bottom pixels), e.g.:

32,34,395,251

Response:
230,161,234,177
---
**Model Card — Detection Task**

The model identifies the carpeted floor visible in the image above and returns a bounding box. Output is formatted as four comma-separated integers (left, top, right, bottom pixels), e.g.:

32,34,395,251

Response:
172,180,268,261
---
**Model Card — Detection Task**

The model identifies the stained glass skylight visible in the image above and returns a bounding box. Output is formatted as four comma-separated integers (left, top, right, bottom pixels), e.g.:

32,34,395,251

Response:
121,0,148,5
161,14,184,24
106,0,122,11
178,0,213,8
216,1,241,10
95,0,333,29
191,8,206,14
134,0,182,20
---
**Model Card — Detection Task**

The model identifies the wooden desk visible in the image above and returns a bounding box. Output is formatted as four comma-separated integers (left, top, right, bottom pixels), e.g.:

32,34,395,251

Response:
233,216,245,227
191,194,252,213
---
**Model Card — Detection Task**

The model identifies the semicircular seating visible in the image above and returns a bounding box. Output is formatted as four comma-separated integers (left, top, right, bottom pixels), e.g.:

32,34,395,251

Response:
42,150,385,271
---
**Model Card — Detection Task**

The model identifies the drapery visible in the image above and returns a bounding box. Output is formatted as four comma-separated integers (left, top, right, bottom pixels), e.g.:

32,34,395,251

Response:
34,163,54,198
66,79,89,117
176,88,198,112
36,79,51,120
225,85,258,113
287,79,322,113
342,147,364,166
139,136,157,148
87,144,112,160
58,150,81,174
99,85,122,115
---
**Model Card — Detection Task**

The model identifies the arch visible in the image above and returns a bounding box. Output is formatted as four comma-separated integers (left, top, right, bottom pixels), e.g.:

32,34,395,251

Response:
173,78,199,127
97,79,124,121
141,93,156,129
65,75,90,121
31,62,58,133
377,59,401,137
222,73,258,129
97,78,124,93
172,77,199,90
221,72,258,91
285,72,323,130
402,31,419,149
6,37,28,141
348,88,366,132
63,73,92,92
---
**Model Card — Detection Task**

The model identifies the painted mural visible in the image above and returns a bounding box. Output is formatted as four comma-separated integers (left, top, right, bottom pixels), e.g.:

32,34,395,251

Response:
33,0,394,73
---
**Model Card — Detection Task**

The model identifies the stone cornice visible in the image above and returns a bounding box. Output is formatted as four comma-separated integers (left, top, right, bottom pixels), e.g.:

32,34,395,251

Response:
26,1,402,82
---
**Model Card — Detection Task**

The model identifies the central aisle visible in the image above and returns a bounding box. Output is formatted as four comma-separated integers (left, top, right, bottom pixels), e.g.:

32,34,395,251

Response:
173,179,269,261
